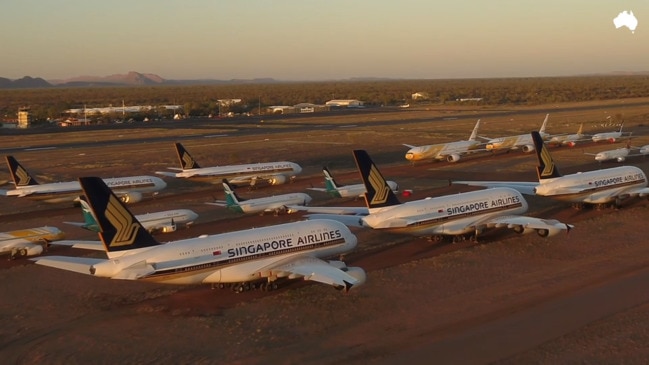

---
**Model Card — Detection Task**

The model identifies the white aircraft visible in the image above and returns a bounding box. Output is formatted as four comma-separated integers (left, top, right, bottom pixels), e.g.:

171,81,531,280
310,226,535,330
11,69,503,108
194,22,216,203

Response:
207,179,312,215
547,123,588,147
1,226,65,259
65,197,198,234
485,114,550,153
403,119,483,162
307,166,398,199
32,177,365,292
296,150,573,242
591,122,627,143
454,131,649,208
155,143,302,187
0,155,166,204
589,142,649,163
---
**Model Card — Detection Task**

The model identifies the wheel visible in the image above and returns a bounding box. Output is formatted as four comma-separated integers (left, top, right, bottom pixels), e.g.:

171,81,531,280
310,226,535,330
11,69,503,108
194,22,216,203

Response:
19,248,28,257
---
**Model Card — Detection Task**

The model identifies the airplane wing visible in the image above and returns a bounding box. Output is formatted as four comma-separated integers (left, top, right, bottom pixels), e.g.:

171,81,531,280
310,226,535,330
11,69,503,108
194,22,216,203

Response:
264,256,365,291
49,240,105,251
286,205,369,215
305,214,365,228
480,215,573,236
155,171,180,177
306,187,329,192
31,256,104,275
205,201,228,207
452,181,538,195
402,144,417,149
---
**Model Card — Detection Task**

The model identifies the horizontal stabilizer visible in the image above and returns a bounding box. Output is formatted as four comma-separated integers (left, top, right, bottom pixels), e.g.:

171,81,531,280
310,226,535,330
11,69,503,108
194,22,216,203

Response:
155,171,180,177
205,201,228,207
31,256,104,275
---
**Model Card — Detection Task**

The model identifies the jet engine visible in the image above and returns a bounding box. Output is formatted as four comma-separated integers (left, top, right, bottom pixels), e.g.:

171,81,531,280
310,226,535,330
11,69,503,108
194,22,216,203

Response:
535,227,565,237
160,223,177,233
446,154,461,163
119,191,143,204
566,141,576,147
267,175,287,185
521,145,535,153
616,156,626,162
608,137,616,143
342,267,367,290
17,244,44,257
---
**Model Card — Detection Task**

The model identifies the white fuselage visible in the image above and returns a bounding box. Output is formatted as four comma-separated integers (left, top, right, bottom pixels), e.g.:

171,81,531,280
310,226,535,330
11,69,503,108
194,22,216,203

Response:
486,133,546,152
91,220,356,285
535,166,647,204
594,148,630,162
592,131,622,143
405,140,481,161
361,187,528,236
0,226,65,256
5,176,166,202
549,133,584,146
136,209,198,231
171,162,302,182
237,193,312,214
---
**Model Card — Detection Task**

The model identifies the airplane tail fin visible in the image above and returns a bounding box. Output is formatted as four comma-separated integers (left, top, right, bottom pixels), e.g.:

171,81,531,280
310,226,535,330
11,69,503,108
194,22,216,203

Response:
468,119,481,141
323,166,344,189
619,121,624,133
532,131,562,182
352,150,401,210
174,142,201,169
539,114,549,134
6,155,39,187
78,196,100,232
222,179,246,211
577,123,584,135
79,177,160,257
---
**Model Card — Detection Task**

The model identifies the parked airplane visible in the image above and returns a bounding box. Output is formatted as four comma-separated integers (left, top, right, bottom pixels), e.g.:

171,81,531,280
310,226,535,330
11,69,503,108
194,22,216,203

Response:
403,119,483,162
65,197,198,234
32,177,365,292
207,179,312,215
155,143,302,187
485,114,550,152
547,123,588,147
1,226,65,259
307,166,398,199
591,122,627,143
454,132,649,208
0,155,166,204
588,142,649,163
296,150,572,242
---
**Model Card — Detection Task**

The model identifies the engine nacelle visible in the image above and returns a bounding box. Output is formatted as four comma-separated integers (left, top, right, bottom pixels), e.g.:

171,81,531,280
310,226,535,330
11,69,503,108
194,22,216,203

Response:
21,244,44,257
120,191,143,204
536,227,563,238
160,224,177,233
616,156,626,162
565,141,576,147
608,137,616,143
521,145,535,153
446,153,461,163
342,267,367,291
267,175,287,185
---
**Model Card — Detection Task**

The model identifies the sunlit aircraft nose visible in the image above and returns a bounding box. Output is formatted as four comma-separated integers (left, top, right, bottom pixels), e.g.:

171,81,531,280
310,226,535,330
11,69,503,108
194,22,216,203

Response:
485,144,495,150
293,163,302,174
595,154,605,161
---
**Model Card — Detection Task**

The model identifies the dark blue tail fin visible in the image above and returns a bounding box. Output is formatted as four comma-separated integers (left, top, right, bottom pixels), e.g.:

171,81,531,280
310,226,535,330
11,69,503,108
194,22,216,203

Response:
532,131,562,181
352,150,401,209
79,177,160,256
174,142,201,169
6,155,39,186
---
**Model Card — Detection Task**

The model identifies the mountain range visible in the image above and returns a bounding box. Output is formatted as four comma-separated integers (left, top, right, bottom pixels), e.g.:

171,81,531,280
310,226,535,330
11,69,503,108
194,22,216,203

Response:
0,71,281,89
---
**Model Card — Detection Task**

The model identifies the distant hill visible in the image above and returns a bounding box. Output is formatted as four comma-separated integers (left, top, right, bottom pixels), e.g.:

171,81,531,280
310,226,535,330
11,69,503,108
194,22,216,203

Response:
50,71,165,86
0,76,52,89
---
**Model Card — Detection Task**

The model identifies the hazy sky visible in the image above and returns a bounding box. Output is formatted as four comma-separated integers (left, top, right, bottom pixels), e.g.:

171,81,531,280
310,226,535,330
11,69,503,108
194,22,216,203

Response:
1,0,646,80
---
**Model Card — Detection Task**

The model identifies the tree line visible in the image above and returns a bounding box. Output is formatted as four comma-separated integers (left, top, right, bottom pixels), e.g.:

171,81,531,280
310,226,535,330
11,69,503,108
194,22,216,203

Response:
1,75,649,121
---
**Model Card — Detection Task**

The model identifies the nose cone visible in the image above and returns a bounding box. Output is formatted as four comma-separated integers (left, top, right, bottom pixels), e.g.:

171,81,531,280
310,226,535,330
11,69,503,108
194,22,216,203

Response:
304,194,313,205
293,163,302,175
155,177,167,189
186,210,199,222
595,154,605,161
485,144,495,150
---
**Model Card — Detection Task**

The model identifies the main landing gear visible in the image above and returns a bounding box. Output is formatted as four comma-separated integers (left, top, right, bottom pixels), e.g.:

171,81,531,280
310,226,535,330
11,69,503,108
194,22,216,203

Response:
211,279,283,293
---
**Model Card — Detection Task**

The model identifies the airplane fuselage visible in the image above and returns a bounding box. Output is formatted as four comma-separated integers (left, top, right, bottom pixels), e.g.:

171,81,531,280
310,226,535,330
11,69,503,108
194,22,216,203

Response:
594,148,630,162
0,226,65,256
405,140,481,161
165,162,302,185
137,209,199,231
362,187,528,236
592,132,622,143
90,220,356,285
535,166,647,204
4,176,166,203
234,193,312,214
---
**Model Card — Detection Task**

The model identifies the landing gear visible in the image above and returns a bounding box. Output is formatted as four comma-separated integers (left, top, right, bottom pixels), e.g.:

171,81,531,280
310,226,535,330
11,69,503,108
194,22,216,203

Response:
571,202,584,210
211,279,282,293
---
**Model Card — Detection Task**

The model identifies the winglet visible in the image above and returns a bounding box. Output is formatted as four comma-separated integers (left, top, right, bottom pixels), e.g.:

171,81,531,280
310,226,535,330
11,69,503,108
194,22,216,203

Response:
352,150,401,210
532,131,562,181
5,155,39,186
79,177,160,258
174,142,201,169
